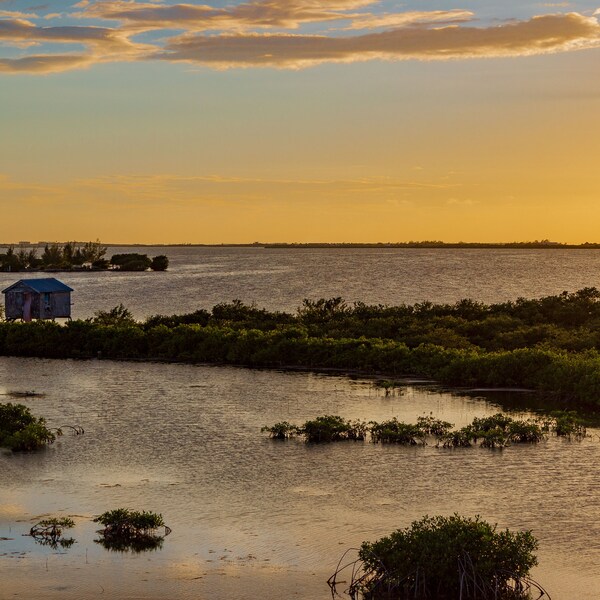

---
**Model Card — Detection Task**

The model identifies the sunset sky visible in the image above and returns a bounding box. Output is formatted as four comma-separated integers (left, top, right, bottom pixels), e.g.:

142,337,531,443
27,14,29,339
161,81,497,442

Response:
1,0,599,243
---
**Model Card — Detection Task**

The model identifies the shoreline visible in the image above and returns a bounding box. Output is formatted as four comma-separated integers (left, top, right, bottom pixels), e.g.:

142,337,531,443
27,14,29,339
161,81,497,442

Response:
4,243,600,250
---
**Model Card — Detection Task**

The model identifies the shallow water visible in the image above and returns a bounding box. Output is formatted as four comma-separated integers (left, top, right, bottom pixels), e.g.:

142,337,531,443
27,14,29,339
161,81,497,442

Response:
1,357,599,599
2,246,600,319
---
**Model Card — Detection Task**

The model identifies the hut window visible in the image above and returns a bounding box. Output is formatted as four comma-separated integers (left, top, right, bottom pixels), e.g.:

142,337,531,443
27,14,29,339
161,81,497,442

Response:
44,292,51,308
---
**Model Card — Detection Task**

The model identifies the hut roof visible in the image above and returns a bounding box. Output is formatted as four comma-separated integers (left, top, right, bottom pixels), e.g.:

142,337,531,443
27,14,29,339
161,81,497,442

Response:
2,278,74,294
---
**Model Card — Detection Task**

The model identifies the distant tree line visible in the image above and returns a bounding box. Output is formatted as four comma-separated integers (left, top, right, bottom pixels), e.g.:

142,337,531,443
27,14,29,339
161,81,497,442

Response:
0,242,168,272
265,240,600,249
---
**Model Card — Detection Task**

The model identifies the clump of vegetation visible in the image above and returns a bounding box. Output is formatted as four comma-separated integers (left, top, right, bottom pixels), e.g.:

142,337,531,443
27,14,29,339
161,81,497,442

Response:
261,421,300,439
150,255,169,271
0,240,107,271
302,415,368,442
370,419,425,445
93,508,171,553
438,414,545,449
539,411,587,438
91,304,136,326
508,420,546,443
329,514,546,600
30,517,75,549
415,415,454,437
262,415,368,442
110,253,169,272
439,427,475,448
0,402,59,451
110,253,152,271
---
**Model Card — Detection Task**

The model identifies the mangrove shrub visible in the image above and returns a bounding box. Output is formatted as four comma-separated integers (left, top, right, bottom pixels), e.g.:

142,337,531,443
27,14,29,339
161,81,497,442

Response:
0,402,59,451
352,514,541,600
93,508,171,553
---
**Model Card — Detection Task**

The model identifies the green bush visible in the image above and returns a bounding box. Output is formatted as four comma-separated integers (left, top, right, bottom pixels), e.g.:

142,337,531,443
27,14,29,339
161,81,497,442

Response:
261,421,300,439
110,253,152,271
370,419,425,445
0,402,58,451
93,508,171,553
355,514,540,599
301,415,367,442
150,255,169,271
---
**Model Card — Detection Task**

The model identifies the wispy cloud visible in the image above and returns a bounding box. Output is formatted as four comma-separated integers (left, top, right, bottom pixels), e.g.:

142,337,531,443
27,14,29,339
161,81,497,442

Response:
77,0,377,31
0,173,459,209
1,1,599,74
340,9,474,31
0,53,92,73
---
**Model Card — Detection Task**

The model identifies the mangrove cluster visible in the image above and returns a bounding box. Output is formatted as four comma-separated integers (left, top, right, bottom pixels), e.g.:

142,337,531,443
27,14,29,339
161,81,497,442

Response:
328,514,545,600
3,289,600,405
262,412,585,449
27,509,170,553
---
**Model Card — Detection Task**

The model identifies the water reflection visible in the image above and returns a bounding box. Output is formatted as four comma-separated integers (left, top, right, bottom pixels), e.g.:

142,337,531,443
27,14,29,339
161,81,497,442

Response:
94,535,165,554
0,357,599,599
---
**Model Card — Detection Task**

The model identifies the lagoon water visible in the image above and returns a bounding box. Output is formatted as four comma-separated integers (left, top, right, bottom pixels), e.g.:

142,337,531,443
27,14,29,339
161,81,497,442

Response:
1,358,600,599
1,246,600,319
2,248,600,599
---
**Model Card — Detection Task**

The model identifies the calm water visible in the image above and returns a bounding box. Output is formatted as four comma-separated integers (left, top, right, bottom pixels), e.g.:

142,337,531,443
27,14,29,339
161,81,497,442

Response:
1,357,599,599
2,246,600,318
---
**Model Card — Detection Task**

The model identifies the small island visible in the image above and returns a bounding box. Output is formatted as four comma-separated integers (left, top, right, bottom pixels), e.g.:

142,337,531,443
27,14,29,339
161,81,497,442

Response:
0,241,168,272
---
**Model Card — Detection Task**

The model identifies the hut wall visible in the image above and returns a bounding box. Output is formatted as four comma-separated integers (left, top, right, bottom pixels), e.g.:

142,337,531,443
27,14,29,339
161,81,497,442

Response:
4,286,27,319
48,291,71,318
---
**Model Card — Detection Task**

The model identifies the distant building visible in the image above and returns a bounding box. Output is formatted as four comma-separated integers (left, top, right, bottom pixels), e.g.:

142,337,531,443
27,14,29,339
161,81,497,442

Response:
2,278,73,321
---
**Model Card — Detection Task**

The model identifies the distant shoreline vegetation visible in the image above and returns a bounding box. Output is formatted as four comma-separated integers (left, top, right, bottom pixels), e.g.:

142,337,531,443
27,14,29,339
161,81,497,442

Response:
263,240,600,249
4,240,600,249
0,241,168,272
3,290,600,408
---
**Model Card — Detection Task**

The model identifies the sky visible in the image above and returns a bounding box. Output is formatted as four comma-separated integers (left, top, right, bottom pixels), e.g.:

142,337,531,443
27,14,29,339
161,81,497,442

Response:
1,1,599,244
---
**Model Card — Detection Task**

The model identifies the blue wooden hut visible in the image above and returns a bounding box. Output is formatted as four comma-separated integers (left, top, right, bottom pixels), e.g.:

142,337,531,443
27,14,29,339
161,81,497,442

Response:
2,278,73,321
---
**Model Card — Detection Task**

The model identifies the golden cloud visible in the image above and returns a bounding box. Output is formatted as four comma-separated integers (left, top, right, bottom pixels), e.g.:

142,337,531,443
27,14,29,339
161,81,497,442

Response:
0,17,155,72
78,0,377,31
0,53,92,73
341,9,474,31
156,13,600,68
